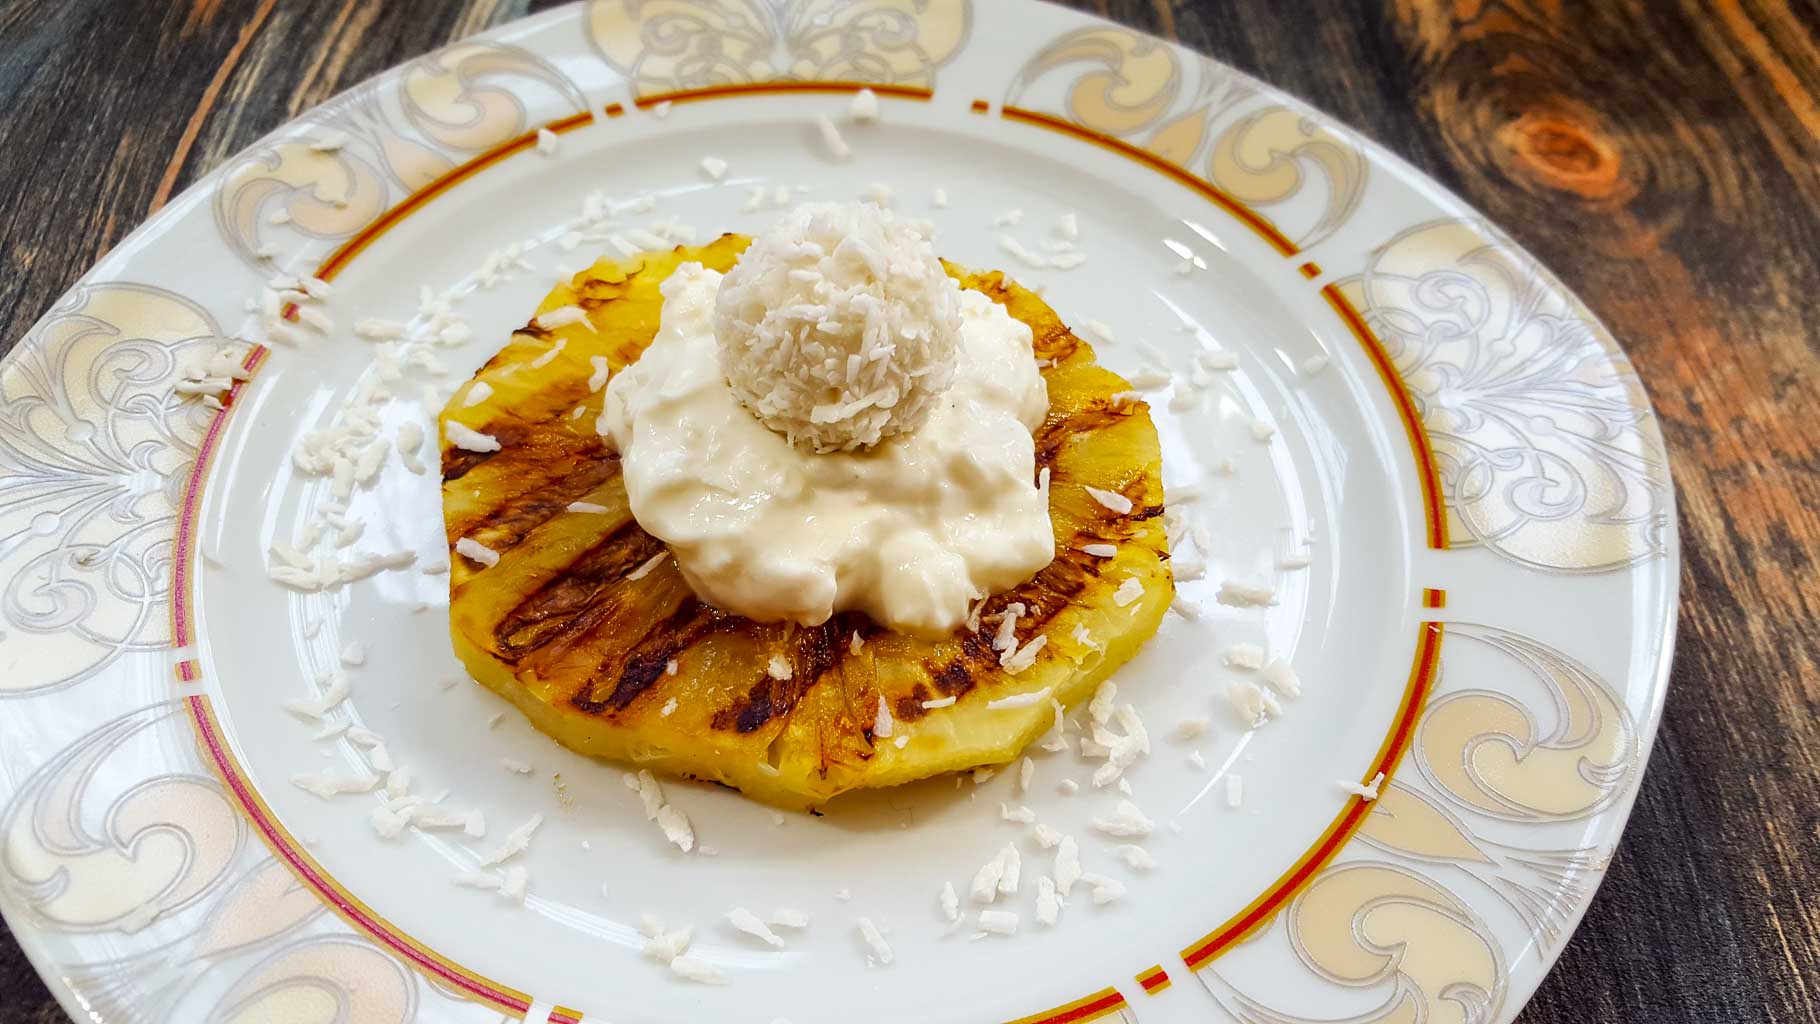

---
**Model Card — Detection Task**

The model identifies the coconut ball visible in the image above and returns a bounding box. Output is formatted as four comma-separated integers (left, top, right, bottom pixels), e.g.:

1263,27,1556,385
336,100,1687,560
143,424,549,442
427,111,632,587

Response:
713,202,962,452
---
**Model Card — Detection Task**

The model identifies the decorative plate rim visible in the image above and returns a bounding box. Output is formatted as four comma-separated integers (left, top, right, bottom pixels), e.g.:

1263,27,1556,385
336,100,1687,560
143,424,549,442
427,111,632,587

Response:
0,2,1678,1022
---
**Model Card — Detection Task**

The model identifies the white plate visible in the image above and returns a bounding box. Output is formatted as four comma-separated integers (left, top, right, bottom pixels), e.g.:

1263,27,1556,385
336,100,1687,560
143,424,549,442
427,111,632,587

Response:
0,4,1676,1023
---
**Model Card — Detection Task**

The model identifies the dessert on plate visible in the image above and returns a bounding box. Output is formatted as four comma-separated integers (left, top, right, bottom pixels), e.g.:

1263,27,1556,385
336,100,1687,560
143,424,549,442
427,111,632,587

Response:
440,203,1171,809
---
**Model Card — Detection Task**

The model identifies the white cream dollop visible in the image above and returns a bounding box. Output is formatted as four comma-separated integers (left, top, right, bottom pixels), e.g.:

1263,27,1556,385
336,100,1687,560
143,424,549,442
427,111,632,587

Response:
603,263,1052,636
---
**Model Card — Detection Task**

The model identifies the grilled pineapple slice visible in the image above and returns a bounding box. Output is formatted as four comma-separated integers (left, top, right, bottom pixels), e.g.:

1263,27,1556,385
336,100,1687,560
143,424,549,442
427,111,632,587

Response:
442,237,1172,809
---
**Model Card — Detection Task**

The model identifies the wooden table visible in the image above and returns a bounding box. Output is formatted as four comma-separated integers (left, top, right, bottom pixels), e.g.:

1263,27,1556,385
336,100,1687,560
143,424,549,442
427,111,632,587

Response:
1,2,1814,1021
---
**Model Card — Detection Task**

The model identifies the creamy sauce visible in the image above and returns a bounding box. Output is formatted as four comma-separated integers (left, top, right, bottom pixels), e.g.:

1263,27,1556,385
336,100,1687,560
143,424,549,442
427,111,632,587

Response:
603,263,1053,636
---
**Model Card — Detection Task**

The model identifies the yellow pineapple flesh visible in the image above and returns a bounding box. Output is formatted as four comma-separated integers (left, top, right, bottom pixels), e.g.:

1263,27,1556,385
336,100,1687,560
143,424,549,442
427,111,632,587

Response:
441,237,1172,809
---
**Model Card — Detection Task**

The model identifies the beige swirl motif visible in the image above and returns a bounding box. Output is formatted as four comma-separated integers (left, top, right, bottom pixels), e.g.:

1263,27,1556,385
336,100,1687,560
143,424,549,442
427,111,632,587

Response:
1336,219,1670,572
1198,862,1505,1024
1290,863,1506,1023
213,40,586,265
1417,623,1638,823
1006,25,1192,135
399,41,588,152
57,859,326,1022
1359,782,1602,948
0,703,243,932
1208,106,1367,248
587,0,970,94
0,284,236,695
1005,26,1367,247
213,935,416,1024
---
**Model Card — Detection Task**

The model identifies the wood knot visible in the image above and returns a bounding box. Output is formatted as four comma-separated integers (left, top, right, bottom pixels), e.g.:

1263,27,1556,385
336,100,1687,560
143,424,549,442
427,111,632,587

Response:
1499,108,1627,201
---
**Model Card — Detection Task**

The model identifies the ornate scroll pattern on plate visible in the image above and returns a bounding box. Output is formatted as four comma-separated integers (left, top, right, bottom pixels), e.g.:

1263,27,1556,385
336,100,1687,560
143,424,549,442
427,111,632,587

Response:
1357,782,1602,949
0,284,240,696
1335,219,1670,572
1416,624,1638,824
587,0,971,94
0,703,243,932
1193,624,1642,1017
0,701,502,1023
212,39,588,266
1198,862,1506,1024
1004,24,1366,249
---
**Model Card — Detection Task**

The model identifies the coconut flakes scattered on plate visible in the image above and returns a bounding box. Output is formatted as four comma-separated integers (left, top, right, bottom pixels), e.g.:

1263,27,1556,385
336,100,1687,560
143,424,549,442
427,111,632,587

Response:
816,114,851,160
1216,579,1277,607
1090,799,1154,838
856,917,893,965
726,908,786,948
848,87,879,122
1339,772,1386,801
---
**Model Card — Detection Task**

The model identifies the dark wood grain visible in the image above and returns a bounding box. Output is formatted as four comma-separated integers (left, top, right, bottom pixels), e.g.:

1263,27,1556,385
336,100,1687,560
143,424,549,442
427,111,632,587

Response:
1,1,1816,1022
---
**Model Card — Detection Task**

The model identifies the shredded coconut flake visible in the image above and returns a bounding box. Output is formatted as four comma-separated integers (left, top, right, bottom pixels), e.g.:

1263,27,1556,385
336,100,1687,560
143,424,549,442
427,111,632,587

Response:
1083,872,1127,905
1116,845,1157,870
856,917,893,965
535,305,592,332
1216,579,1277,607
978,909,1019,935
1000,802,1037,824
1227,680,1270,727
1113,577,1146,607
1054,837,1083,898
651,803,693,852
1083,485,1133,515
970,851,1006,904
769,907,811,928
999,637,1047,675
445,421,500,453
700,156,729,180
536,127,558,155
456,537,500,567
1261,658,1302,699
849,87,879,122
626,770,665,820
815,114,850,160
1036,876,1060,926
1091,800,1154,838
997,844,1022,895
1223,642,1265,670
290,771,378,800
480,814,544,867
727,907,785,948
670,954,726,985
625,551,667,580
1340,772,1386,801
